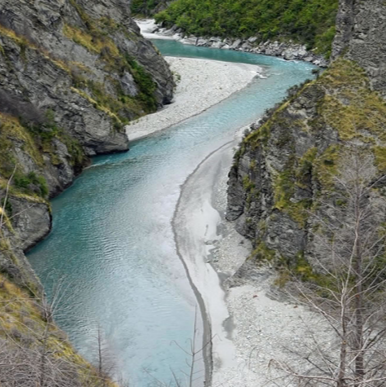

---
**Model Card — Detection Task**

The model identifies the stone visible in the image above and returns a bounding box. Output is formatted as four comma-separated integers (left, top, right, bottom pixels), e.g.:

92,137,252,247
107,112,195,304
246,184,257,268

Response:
241,42,252,50
196,38,209,46
180,37,197,45
211,41,224,49
230,39,242,49
120,72,139,97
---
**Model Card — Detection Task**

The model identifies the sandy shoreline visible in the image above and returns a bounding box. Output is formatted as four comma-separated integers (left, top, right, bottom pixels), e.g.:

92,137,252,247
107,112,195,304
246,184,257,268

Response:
173,141,237,386
126,57,260,141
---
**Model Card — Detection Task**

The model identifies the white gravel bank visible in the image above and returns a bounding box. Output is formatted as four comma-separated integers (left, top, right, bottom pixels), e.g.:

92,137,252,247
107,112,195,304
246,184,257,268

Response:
175,129,332,386
126,57,261,141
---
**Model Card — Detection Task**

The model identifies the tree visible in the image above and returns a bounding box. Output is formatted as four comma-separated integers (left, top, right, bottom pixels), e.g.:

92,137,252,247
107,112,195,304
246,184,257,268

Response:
271,149,386,387
0,274,123,387
92,324,118,386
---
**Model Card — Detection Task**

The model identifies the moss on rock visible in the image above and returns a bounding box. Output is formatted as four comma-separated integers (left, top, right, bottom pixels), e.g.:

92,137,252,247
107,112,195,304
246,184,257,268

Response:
229,58,386,277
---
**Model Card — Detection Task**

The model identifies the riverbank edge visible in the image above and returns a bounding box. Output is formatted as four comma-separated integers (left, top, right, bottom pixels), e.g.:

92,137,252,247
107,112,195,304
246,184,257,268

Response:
172,140,235,387
126,57,261,141
136,19,329,68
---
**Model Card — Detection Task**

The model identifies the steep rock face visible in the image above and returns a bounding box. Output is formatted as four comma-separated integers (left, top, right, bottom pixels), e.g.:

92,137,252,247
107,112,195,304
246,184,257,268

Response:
227,0,386,273
0,0,174,158
226,57,386,270
0,0,174,272
333,0,386,94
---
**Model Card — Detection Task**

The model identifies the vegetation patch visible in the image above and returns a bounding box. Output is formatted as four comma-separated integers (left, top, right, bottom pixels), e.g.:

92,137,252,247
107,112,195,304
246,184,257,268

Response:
244,121,271,149
131,0,167,16
71,86,123,125
63,24,120,57
313,144,340,189
250,241,276,262
12,171,48,198
0,111,86,200
155,0,338,56
318,60,386,142
71,56,158,122
0,114,43,177
374,146,386,173
0,22,74,75
0,273,116,386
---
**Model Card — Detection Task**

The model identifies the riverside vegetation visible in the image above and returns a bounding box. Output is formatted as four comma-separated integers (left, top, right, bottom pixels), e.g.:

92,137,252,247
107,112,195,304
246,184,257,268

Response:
0,0,174,385
153,0,338,57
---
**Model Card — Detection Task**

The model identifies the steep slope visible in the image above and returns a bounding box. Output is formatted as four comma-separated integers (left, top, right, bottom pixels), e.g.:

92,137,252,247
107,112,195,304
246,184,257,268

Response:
226,0,386,275
332,0,386,95
0,0,173,384
0,0,174,275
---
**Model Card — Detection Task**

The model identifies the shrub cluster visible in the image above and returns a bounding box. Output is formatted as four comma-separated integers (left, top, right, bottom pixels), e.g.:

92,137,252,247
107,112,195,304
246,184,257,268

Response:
155,0,338,56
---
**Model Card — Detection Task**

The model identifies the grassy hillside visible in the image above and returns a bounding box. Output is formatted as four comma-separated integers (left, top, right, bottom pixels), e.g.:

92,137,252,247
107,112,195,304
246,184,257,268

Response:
155,0,338,56
0,272,117,386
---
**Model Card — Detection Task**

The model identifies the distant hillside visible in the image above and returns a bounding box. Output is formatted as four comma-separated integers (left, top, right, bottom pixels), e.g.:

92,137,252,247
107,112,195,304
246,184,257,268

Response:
155,0,338,56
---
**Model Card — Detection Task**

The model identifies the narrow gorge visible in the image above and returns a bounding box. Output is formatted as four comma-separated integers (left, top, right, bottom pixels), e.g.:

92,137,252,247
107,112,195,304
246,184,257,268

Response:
1,0,386,386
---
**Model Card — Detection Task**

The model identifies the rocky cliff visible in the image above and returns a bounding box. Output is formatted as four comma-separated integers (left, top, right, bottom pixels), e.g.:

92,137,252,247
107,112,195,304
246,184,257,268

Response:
333,0,386,94
0,0,174,281
226,0,386,276
0,0,173,384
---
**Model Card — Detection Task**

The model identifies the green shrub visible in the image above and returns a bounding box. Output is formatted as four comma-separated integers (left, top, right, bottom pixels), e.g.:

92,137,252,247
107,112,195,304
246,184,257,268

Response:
13,171,49,198
131,0,165,16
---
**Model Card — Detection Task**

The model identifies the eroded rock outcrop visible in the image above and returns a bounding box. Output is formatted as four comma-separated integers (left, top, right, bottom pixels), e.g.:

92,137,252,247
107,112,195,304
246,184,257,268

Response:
0,0,174,270
333,0,386,95
227,0,386,274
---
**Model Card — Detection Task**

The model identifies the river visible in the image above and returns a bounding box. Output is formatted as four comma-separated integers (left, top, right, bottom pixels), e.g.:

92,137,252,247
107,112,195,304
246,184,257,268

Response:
27,40,316,386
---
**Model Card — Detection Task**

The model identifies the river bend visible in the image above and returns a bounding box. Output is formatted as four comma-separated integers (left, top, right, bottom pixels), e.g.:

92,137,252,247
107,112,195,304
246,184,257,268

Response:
28,40,316,386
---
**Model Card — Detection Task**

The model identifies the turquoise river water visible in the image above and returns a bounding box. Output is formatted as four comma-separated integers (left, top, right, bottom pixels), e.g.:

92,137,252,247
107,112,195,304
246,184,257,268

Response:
27,40,316,386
